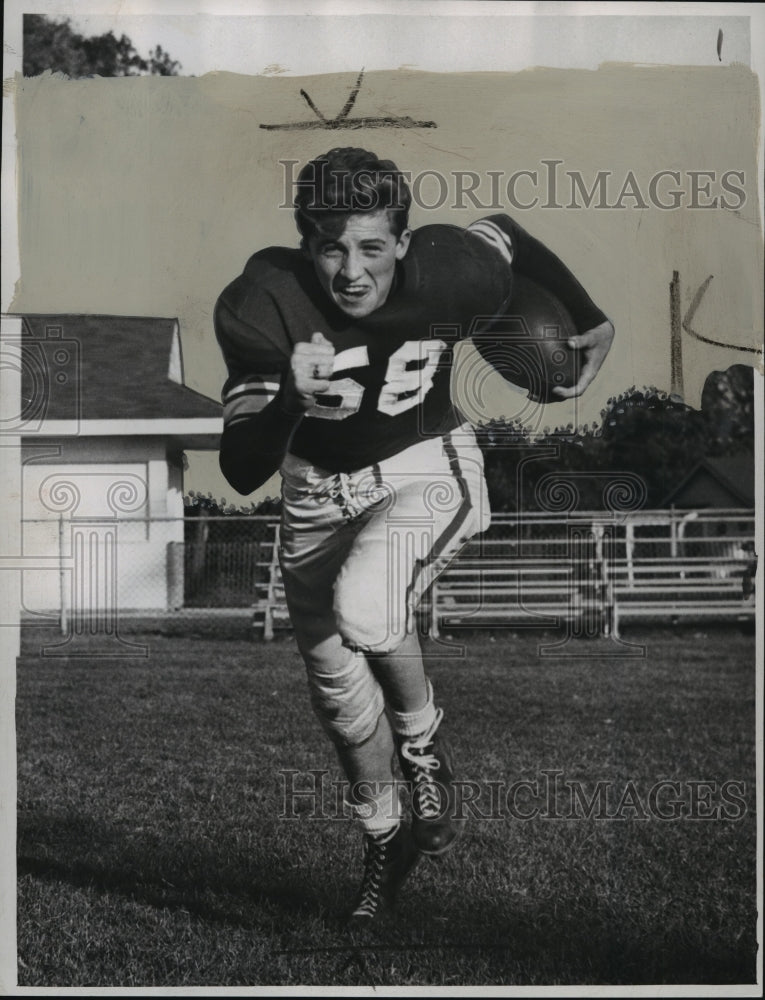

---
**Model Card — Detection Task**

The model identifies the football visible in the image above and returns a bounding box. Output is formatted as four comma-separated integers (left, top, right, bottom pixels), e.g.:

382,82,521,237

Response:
471,274,579,403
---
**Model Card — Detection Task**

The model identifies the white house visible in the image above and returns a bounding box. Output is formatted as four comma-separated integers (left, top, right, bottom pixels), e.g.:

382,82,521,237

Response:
18,314,222,628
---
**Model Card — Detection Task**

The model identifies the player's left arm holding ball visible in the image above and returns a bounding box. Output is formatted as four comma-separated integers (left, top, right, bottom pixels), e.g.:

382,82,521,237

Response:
468,214,614,399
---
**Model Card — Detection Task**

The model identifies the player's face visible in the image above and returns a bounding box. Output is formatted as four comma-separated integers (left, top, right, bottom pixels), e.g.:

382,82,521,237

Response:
307,211,411,318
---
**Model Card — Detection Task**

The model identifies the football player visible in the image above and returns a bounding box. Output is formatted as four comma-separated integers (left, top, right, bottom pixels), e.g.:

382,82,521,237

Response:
215,148,613,924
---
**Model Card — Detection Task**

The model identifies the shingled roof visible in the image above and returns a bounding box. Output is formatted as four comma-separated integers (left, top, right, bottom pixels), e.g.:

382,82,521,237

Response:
22,315,222,421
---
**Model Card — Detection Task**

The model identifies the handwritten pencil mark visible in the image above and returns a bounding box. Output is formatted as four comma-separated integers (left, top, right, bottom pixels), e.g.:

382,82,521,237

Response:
682,274,762,355
260,69,437,131
336,68,365,121
300,88,327,122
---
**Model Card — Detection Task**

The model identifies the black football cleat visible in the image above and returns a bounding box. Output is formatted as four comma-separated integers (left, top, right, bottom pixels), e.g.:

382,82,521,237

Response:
347,823,420,926
397,707,465,856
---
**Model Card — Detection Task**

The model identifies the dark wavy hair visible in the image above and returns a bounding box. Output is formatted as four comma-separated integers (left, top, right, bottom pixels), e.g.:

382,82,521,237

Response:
294,148,412,243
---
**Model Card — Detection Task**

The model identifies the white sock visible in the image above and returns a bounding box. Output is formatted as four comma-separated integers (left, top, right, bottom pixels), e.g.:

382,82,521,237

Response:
389,678,437,738
347,780,401,837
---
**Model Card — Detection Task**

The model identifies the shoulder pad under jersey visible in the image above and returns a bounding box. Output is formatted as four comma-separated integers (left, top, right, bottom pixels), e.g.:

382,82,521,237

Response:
215,247,303,376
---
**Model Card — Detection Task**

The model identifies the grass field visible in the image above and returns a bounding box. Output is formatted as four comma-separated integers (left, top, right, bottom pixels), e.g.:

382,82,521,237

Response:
15,623,759,988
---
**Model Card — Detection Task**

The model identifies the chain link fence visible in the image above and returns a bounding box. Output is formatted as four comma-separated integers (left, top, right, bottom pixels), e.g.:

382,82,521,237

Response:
18,515,275,647
17,509,756,652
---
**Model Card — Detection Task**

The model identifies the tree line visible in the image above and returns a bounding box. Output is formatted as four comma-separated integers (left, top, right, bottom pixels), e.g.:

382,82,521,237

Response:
23,14,181,78
185,365,755,516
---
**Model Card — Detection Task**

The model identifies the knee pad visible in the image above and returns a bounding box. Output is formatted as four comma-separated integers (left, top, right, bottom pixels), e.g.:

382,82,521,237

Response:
305,647,387,747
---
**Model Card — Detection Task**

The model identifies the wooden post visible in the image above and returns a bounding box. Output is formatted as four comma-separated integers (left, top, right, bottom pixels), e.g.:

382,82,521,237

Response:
625,521,635,588
263,523,280,641
670,271,684,399
670,505,678,558
59,514,68,636
430,579,440,640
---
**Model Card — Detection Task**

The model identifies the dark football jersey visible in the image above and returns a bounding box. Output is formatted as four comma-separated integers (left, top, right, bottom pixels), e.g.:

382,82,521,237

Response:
215,216,607,473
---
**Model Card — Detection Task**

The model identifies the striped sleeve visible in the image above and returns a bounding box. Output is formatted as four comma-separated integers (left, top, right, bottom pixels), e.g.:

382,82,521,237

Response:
222,373,282,428
466,218,515,269
214,267,292,430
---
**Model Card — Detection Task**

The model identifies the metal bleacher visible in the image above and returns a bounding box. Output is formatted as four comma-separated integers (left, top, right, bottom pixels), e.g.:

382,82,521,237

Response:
253,510,757,639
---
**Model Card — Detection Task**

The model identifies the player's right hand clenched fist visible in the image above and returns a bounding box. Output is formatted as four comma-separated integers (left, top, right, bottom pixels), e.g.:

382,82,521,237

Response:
282,332,336,413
